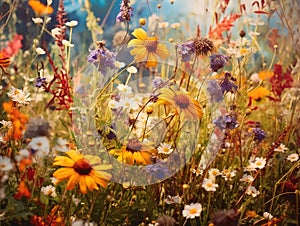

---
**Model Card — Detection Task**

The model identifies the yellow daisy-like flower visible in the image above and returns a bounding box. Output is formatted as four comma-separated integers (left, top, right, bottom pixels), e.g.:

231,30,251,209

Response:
248,86,269,101
127,28,169,67
158,88,203,119
109,138,157,165
53,150,112,194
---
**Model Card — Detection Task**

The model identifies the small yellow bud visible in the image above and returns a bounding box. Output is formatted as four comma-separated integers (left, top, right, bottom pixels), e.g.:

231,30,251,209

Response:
139,18,146,26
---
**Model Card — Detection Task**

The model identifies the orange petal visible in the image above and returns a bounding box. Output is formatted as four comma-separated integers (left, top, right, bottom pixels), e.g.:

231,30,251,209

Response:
146,53,158,67
53,168,75,180
66,173,80,191
79,176,87,194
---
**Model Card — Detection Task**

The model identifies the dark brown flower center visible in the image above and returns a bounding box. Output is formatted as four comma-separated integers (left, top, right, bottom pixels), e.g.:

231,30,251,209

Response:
126,138,142,153
193,37,215,56
73,159,92,175
174,94,190,109
144,38,158,53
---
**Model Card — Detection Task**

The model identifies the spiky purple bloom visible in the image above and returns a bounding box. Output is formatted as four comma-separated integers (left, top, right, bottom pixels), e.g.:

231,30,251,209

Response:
252,127,266,143
35,77,47,88
209,54,230,72
116,0,133,23
87,46,117,75
213,115,238,130
176,40,195,62
207,79,223,102
220,72,238,94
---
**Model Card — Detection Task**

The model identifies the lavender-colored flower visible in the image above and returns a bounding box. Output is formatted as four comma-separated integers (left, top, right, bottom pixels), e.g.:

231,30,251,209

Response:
116,0,133,23
252,127,266,143
144,162,170,180
207,79,223,102
152,77,165,89
87,42,117,75
220,72,238,94
176,40,195,62
213,115,238,130
209,54,230,72
35,77,47,88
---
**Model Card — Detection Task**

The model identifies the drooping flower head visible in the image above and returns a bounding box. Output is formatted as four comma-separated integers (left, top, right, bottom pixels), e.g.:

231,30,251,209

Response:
116,0,133,23
87,41,117,75
158,88,202,120
53,150,112,194
128,28,169,67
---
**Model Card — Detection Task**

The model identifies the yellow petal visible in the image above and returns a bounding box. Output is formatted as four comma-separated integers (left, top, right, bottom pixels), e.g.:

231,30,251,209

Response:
66,150,83,162
85,175,99,191
128,39,144,48
53,168,75,180
79,176,87,194
146,53,158,67
53,156,75,167
130,47,147,62
132,28,148,40
84,155,101,165
156,43,170,59
93,164,113,171
66,173,80,191
133,152,144,165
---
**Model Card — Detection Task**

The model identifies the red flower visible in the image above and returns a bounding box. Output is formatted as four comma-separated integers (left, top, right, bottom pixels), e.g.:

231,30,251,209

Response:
268,64,293,101
1,34,23,58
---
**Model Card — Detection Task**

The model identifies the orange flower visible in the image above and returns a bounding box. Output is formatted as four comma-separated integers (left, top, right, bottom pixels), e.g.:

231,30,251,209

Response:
248,86,269,101
14,181,31,199
258,70,273,80
53,150,112,194
3,101,29,140
28,0,54,16
128,28,169,67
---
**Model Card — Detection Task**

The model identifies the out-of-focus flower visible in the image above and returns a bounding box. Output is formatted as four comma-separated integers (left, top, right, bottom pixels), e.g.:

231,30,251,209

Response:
206,79,223,102
157,143,173,154
192,37,216,56
202,178,219,191
176,40,195,62
116,0,133,23
258,70,273,80
246,186,260,197
14,181,31,199
35,47,46,55
41,185,57,197
182,203,202,219
221,169,237,181
2,101,29,140
208,168,221,181
28,0,54,16
0,52,10,73
51,27,61,37
53,150,112,194
1,33,23,58
171,22,181,29
7,86,31,105
109,138,157,165
28,136,50,159
112,30,130,47
263,212,273,220
213,114,237,130
35,77,47,88
0,156,13,172
152,77,165,89
248,157,266,169
158,88,202,119
251,127,266,143
159,22,169,28
156,215,177,226
209,54,230,72
117,84,133,95
65,20,78,27
240,174,254,183
128,28,169,68
287,153,299,162
24,117,50,139
87,41,117,74
248,86,269,101
32,17,43,24
53,138,69,152
62,40,74,48
274,143,288,153
211,209,240,226
126,66,137,74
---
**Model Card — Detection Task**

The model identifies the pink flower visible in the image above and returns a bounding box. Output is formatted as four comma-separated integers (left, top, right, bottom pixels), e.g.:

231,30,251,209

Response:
1,34,23,57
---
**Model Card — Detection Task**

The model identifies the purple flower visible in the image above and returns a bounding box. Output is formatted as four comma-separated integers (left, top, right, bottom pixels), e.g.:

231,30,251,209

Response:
213,114,238,130
209,54,230,72
35,77,47,88
152,77,165,89
116,0,133,23
207,79,223,102
252,127,266,143
87,46,117,75
220,72,238,94
144,162,170,180
176,40,195,62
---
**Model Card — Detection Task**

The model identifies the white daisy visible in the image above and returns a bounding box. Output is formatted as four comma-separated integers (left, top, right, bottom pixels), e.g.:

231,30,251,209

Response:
274,144,288,153
240,174,254,183
41,185,57,198
157,143,173,154
221,169,237,181
117,84,133,95
7,86,31,105
65,20,78,27
202,178,219,192
287,153,299,162
28,136,50,158
126,66,138,74
246,186,260,197
182,203,202,219
0,156,13,171
53,138,69,152
36,47,46,55
32,17,43,24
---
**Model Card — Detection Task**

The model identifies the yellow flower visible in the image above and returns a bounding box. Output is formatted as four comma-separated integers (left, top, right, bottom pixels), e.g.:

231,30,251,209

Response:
158,88,203,119
53,150,112,194
258,70,273,80
127,28,169,67
248,86,269,101
109,138,157,165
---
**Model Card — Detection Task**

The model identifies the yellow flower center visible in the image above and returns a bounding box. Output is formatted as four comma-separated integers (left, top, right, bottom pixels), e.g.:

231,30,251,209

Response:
189,208,197,214
126,138,142,153
174,94,190,109
144,37,158,53
73,158,92,175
